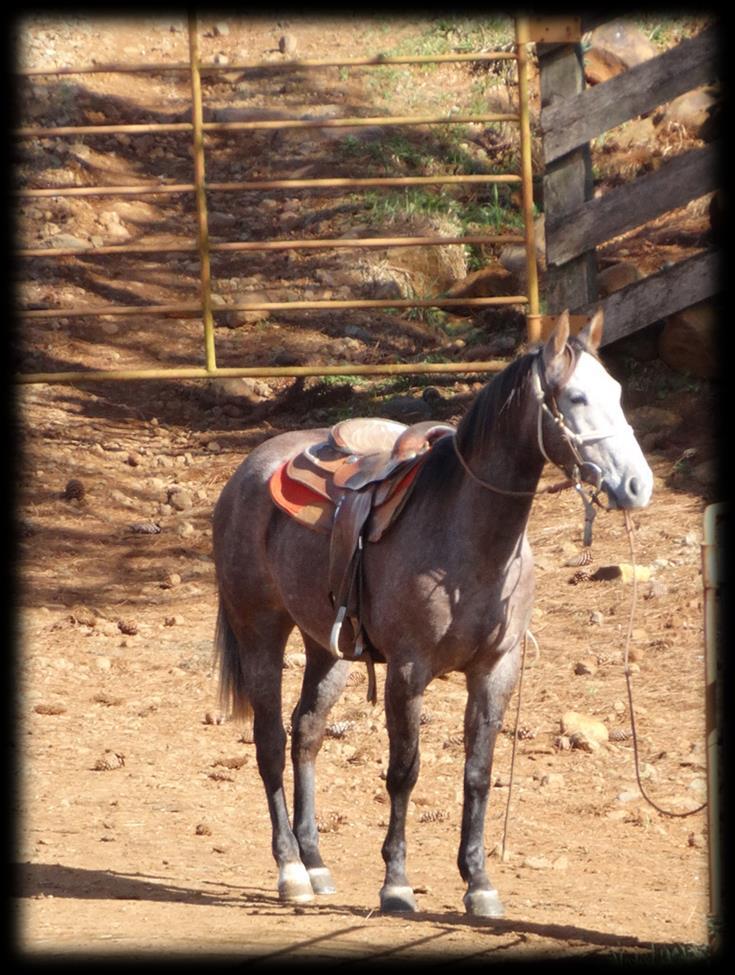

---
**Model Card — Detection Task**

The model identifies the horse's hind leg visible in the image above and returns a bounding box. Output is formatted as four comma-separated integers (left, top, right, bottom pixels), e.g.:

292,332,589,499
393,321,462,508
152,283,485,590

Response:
291,634,352,895
219,603,314,904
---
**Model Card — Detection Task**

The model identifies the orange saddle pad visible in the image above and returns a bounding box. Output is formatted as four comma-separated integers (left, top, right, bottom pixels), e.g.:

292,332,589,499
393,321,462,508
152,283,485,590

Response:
269,461,334,534
269,457,425,541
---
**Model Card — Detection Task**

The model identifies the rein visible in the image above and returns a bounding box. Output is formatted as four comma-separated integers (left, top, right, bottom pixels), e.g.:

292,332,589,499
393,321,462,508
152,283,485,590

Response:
451,434,573,499
452,355,612,540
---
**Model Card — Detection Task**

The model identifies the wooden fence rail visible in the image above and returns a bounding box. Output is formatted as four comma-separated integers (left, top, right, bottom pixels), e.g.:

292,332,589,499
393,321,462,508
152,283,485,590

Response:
538,20,720,345
540,26,718,164
545,142,719,267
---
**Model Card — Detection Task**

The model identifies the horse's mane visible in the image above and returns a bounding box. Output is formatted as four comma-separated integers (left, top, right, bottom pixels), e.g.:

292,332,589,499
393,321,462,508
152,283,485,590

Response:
413,351,538,496
455,349,539,457
418,336,591,493
457,334,593,455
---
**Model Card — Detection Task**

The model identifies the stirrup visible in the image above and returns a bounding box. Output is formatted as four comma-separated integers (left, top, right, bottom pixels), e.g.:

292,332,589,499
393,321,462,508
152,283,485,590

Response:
329,606,366,660
329,605,347,658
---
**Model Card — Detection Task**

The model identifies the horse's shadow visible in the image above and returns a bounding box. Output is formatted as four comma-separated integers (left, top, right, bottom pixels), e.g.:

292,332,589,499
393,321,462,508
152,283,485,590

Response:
14,861,662,956
13,860,283,912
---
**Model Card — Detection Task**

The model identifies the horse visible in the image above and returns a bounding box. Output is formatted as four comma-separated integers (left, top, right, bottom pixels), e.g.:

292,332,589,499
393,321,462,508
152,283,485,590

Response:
212,309,653,916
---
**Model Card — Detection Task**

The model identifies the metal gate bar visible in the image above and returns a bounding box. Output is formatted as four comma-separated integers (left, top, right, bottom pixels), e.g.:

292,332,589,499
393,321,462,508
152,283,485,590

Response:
15,14,540,384
516,28,541,343
187,16,216,374
17,174,523,200
18,111,519,139
19,233,526,260
15,359,513,385
20,296,527,321
16,50,517,77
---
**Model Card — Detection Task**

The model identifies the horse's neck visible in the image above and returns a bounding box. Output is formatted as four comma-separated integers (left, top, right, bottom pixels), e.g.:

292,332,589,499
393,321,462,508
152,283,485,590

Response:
451,400,543,558
465,394,544,497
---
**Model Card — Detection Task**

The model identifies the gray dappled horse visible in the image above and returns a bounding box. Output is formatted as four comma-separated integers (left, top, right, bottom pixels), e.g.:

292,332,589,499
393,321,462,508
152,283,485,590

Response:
212,310,653,916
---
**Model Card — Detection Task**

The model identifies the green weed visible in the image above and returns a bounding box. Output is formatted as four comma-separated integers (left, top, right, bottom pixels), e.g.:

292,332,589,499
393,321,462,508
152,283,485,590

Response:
385,16,513,58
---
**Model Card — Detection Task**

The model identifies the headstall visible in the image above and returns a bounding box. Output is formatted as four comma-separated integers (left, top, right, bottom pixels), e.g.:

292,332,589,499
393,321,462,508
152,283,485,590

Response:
453,349,633,544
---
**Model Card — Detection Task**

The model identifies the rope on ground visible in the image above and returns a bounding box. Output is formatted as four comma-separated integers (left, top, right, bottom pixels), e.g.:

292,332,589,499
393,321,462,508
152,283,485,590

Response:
500,507,706,865
623,508,706,819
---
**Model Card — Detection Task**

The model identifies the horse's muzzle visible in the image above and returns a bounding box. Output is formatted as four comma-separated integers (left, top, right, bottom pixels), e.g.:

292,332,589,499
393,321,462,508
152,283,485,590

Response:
579,460,652,510
603,472,653,510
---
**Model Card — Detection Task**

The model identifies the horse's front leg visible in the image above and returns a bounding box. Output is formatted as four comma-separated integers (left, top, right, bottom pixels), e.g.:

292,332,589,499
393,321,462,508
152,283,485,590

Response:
379,659,430,912
459,644,521,917
291,635,352,895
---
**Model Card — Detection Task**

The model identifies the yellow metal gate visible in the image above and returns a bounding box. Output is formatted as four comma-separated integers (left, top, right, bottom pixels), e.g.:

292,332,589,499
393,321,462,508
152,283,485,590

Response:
15,15,542,385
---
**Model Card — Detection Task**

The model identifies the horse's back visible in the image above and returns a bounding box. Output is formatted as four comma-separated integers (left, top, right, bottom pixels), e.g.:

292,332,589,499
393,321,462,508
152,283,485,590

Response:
215,428,327,522
213,428,329,605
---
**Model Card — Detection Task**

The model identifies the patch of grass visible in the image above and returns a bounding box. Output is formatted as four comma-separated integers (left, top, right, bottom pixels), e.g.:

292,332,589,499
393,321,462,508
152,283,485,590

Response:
402,304,451,330
358,186,456,224
386,16,514,58
316,374,363,388
340,131,432,171
365,16,515,111
463,184,527,231
371,374,414,395
356,181,525,235
636,15,710,50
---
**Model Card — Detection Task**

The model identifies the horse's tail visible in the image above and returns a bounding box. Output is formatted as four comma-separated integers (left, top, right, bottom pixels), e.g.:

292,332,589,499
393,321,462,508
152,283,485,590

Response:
214,597,254,726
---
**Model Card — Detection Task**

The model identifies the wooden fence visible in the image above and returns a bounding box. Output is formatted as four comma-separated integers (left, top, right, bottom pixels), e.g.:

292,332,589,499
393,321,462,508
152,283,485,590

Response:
537,19,720,346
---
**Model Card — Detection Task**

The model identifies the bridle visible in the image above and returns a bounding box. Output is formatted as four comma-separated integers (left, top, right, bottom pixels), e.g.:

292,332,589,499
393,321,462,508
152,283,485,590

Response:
452,349,629,542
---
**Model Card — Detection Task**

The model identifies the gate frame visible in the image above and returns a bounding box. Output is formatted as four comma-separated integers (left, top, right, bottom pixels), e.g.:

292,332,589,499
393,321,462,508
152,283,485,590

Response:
14,14,541,385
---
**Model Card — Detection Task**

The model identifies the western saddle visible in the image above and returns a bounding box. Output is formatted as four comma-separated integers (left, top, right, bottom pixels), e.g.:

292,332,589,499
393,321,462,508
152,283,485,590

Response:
269,417,454,696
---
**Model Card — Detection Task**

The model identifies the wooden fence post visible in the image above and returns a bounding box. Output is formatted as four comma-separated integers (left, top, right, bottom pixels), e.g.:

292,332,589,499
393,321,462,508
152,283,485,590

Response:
537,41,597,313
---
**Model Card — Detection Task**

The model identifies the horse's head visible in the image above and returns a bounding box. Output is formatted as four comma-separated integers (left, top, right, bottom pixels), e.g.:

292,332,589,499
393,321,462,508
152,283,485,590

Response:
537,309,653,510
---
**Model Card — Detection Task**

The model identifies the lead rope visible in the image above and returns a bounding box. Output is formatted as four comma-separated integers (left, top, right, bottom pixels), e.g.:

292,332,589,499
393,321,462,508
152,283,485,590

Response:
500,630,528,862
500,629,539,861
622,509,706,818
500,516,705,866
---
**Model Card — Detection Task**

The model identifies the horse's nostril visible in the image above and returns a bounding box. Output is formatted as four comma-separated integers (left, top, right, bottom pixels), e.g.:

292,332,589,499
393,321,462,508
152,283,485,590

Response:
627,476,640,497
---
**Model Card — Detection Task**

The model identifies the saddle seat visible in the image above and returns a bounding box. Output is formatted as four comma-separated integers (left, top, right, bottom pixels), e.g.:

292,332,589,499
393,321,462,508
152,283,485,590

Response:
269,417,454,673
284,417,454,520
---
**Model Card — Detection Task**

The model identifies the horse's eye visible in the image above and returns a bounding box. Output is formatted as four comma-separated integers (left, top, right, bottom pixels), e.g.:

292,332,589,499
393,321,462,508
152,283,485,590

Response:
570,393,588,406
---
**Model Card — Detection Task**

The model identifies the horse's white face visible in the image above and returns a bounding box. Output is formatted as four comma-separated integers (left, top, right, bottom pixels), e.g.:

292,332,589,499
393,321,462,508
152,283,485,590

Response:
541,310,653,510
556,350,653,509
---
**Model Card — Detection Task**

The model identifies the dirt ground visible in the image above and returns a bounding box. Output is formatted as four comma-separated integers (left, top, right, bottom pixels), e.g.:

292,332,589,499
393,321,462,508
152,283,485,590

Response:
13,14,719,963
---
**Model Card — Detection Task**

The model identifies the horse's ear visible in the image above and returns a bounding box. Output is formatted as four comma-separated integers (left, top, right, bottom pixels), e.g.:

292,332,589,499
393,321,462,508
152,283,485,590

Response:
578,308,604,352
542,309,570,371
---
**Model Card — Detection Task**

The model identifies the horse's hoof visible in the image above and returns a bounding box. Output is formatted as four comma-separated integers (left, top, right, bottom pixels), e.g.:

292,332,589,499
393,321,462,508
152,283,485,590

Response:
307,866,336,895
379,884,418,913
278,862,314,904
463,888,504,917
